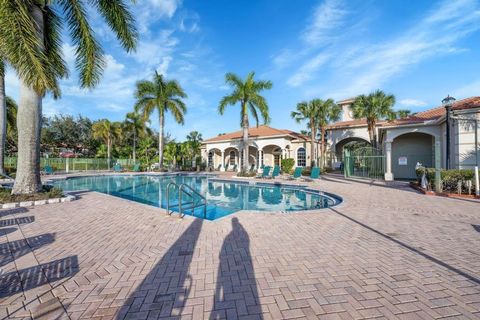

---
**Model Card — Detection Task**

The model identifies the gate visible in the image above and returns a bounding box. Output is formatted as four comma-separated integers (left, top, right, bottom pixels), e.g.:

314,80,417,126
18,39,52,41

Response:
344,146,385,180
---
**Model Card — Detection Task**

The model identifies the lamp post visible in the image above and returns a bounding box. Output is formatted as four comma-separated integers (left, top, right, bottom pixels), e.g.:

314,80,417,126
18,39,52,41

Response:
442,95,456,169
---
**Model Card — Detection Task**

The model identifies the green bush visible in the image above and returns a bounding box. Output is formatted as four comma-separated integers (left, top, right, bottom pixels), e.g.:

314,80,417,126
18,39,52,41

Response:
416,167,475,193
237,170,256,177
281,158,295,174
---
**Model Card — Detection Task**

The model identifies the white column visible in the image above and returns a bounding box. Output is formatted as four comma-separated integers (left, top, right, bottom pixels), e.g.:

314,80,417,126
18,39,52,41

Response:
220,150,225,171
384,141,394,181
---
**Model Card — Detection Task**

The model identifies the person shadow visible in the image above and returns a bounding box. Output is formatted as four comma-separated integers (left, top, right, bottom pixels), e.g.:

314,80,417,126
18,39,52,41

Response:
210,217,262,319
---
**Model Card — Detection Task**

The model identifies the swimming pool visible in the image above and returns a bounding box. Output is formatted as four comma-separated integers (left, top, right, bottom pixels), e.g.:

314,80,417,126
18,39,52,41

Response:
50,174,341,220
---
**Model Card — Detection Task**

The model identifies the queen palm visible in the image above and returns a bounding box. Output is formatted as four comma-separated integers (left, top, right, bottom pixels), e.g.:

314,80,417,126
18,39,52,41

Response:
291,100,320,167
124,112,150,163
351,90,396,148
0,1,137,194
134,72,187,169
219,72,272,171
186,131,203,162
317,99,341,167
92,119,120,169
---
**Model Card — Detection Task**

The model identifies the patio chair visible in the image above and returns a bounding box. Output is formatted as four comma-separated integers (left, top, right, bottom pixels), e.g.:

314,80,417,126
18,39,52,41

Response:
42,165,54,175
303,167,320,181
284,167,303,180
132,163,141,172
257,166,271,178
267,165,280,179
216,164,222,171
232,164,237,172
224,163,229,171
113,163,122,172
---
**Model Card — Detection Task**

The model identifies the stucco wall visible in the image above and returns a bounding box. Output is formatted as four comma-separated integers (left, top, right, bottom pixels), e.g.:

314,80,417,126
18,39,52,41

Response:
452,111,479,169
391,133,434,179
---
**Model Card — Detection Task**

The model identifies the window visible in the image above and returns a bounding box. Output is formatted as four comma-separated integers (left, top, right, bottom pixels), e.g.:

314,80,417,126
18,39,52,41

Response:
297,147,306,167
229,150,236,165
208,152,213,167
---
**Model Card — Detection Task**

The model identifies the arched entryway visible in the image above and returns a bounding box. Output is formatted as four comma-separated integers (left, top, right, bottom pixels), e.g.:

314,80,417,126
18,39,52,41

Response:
392,132,434,179
335,137,370,162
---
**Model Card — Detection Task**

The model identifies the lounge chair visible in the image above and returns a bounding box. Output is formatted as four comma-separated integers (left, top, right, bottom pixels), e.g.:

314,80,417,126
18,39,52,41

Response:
257,166,271,178
42,165,53,175
216,164,222,171
232,164,237,172
303,167,320,181
132,163,141,172
267,165,280,179
224,163,229,171
113,163,122,172
284,167,303,180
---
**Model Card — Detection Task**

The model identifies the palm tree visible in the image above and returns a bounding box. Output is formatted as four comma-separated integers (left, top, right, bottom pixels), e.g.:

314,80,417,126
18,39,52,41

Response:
186,131,203,164
124,112,149,163
291,100,320,167
219,72,272,171
92,120,120,169
0,1,137,194
0,60,6,176
317,99,341,168
134,72,187,169
351,90,396,148
396,109,411,119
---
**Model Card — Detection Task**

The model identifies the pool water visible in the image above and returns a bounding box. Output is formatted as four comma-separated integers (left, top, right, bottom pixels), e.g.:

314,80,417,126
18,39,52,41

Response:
51,174,340,220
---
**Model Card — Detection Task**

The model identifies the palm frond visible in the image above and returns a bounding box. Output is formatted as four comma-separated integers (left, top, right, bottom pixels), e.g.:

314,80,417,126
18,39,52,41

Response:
92,0,138,52
224,72,243,89
248,102,259,127
218,94,239,115
59,0,105,88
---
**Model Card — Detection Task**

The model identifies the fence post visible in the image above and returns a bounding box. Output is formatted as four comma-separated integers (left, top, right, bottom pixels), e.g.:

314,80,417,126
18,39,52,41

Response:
475,166,479,197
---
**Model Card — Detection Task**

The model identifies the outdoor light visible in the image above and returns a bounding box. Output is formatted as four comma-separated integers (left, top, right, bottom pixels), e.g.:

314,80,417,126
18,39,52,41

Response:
442,95,455,170
442,94,456,107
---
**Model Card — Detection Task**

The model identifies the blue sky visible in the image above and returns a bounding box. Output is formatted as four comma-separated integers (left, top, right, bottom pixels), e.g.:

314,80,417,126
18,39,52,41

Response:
5,0,480,140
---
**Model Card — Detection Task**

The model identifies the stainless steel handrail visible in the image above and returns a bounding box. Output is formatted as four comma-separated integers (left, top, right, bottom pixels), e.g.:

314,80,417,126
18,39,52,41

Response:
179,183,207,218
166,182,179,215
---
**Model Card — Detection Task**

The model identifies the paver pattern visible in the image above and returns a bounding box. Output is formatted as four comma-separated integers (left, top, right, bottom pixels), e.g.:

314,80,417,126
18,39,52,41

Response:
0,174,479,319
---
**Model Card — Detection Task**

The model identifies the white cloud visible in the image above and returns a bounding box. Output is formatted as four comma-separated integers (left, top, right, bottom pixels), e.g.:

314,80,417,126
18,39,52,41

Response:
399,99,428,107
302,0,348,45
287,53,330,87
147,0,182,18
98,103,126,112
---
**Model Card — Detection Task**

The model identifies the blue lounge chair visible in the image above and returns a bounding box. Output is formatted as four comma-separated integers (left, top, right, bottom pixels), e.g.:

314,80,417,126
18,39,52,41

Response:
42,165,53,175
267,165,280,179
232,164,237,172
224,163,229,171
303,167,320,181
132,163,140,172
113,163,122,172
257,166,271,178
284,167,303,180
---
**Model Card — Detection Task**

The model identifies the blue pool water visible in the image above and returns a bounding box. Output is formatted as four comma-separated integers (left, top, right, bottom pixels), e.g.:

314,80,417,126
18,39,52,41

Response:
51,174,341,220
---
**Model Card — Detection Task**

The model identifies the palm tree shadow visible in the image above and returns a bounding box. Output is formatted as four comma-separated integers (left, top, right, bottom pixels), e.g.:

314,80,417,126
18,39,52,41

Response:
210,218,262,319
118,218,203,319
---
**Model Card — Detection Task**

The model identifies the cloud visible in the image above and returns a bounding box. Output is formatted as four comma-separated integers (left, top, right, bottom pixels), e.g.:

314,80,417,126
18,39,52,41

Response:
287,53,330,87
302,0,348,45
399,99,428,107
147,0,182,18
453,80,480,99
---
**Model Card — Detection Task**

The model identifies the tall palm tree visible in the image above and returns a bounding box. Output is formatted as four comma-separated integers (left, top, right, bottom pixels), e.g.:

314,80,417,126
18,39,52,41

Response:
0,60,6,176
186,130,203,163
291,100,320,167
317,99,341,168
134,72,187,169
124,111,149,163
0,1,137,194
351,90,396,148
219,72,272,171
92,119,120,169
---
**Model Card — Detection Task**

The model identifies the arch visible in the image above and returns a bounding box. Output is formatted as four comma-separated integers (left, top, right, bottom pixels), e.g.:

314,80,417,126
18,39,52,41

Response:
228,150,236,166
261,144,283,167
335,137,370,161
391,132,435,179
297,147,306,167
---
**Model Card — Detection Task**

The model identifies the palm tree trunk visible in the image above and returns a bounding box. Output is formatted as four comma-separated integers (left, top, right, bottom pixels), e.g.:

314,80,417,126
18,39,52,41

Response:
367,122,375,148
159,111,164,169
242,104,249,172
107,136,111,169
321,126,326,168
12,5,43,194
132,131,136,163
0,71,6,176
310,125,315,167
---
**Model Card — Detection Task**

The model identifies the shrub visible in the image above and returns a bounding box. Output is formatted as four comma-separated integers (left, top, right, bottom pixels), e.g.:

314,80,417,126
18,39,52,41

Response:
281,158,295,174
237,170,256,177
416,167,476,193
0,185,64,204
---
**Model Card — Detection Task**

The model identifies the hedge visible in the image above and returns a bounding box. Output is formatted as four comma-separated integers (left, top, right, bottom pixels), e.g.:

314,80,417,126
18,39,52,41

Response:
416,167,476,193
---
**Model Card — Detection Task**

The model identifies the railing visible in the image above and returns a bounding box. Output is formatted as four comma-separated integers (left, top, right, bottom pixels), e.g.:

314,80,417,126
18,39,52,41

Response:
4,157,136,172
166,182,207,218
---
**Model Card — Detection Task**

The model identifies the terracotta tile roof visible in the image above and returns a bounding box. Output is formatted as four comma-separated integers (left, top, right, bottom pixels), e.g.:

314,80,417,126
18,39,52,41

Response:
203,125,309,143
327,96,480,129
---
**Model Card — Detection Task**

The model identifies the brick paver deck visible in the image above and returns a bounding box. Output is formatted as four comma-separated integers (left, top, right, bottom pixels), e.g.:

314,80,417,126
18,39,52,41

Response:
0,174,479,319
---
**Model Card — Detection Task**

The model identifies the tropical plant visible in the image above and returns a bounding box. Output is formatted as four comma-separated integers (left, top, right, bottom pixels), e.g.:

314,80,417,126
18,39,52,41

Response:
291,100,320,167
351,90,396,148
317,99,341,167
0,1,137,194
396,109,411,119
186,130,203,162
219,72,272,171
6,96,17,153
134,72,187,169
0,61,6,175
124,111,149,163
92,120,120,169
